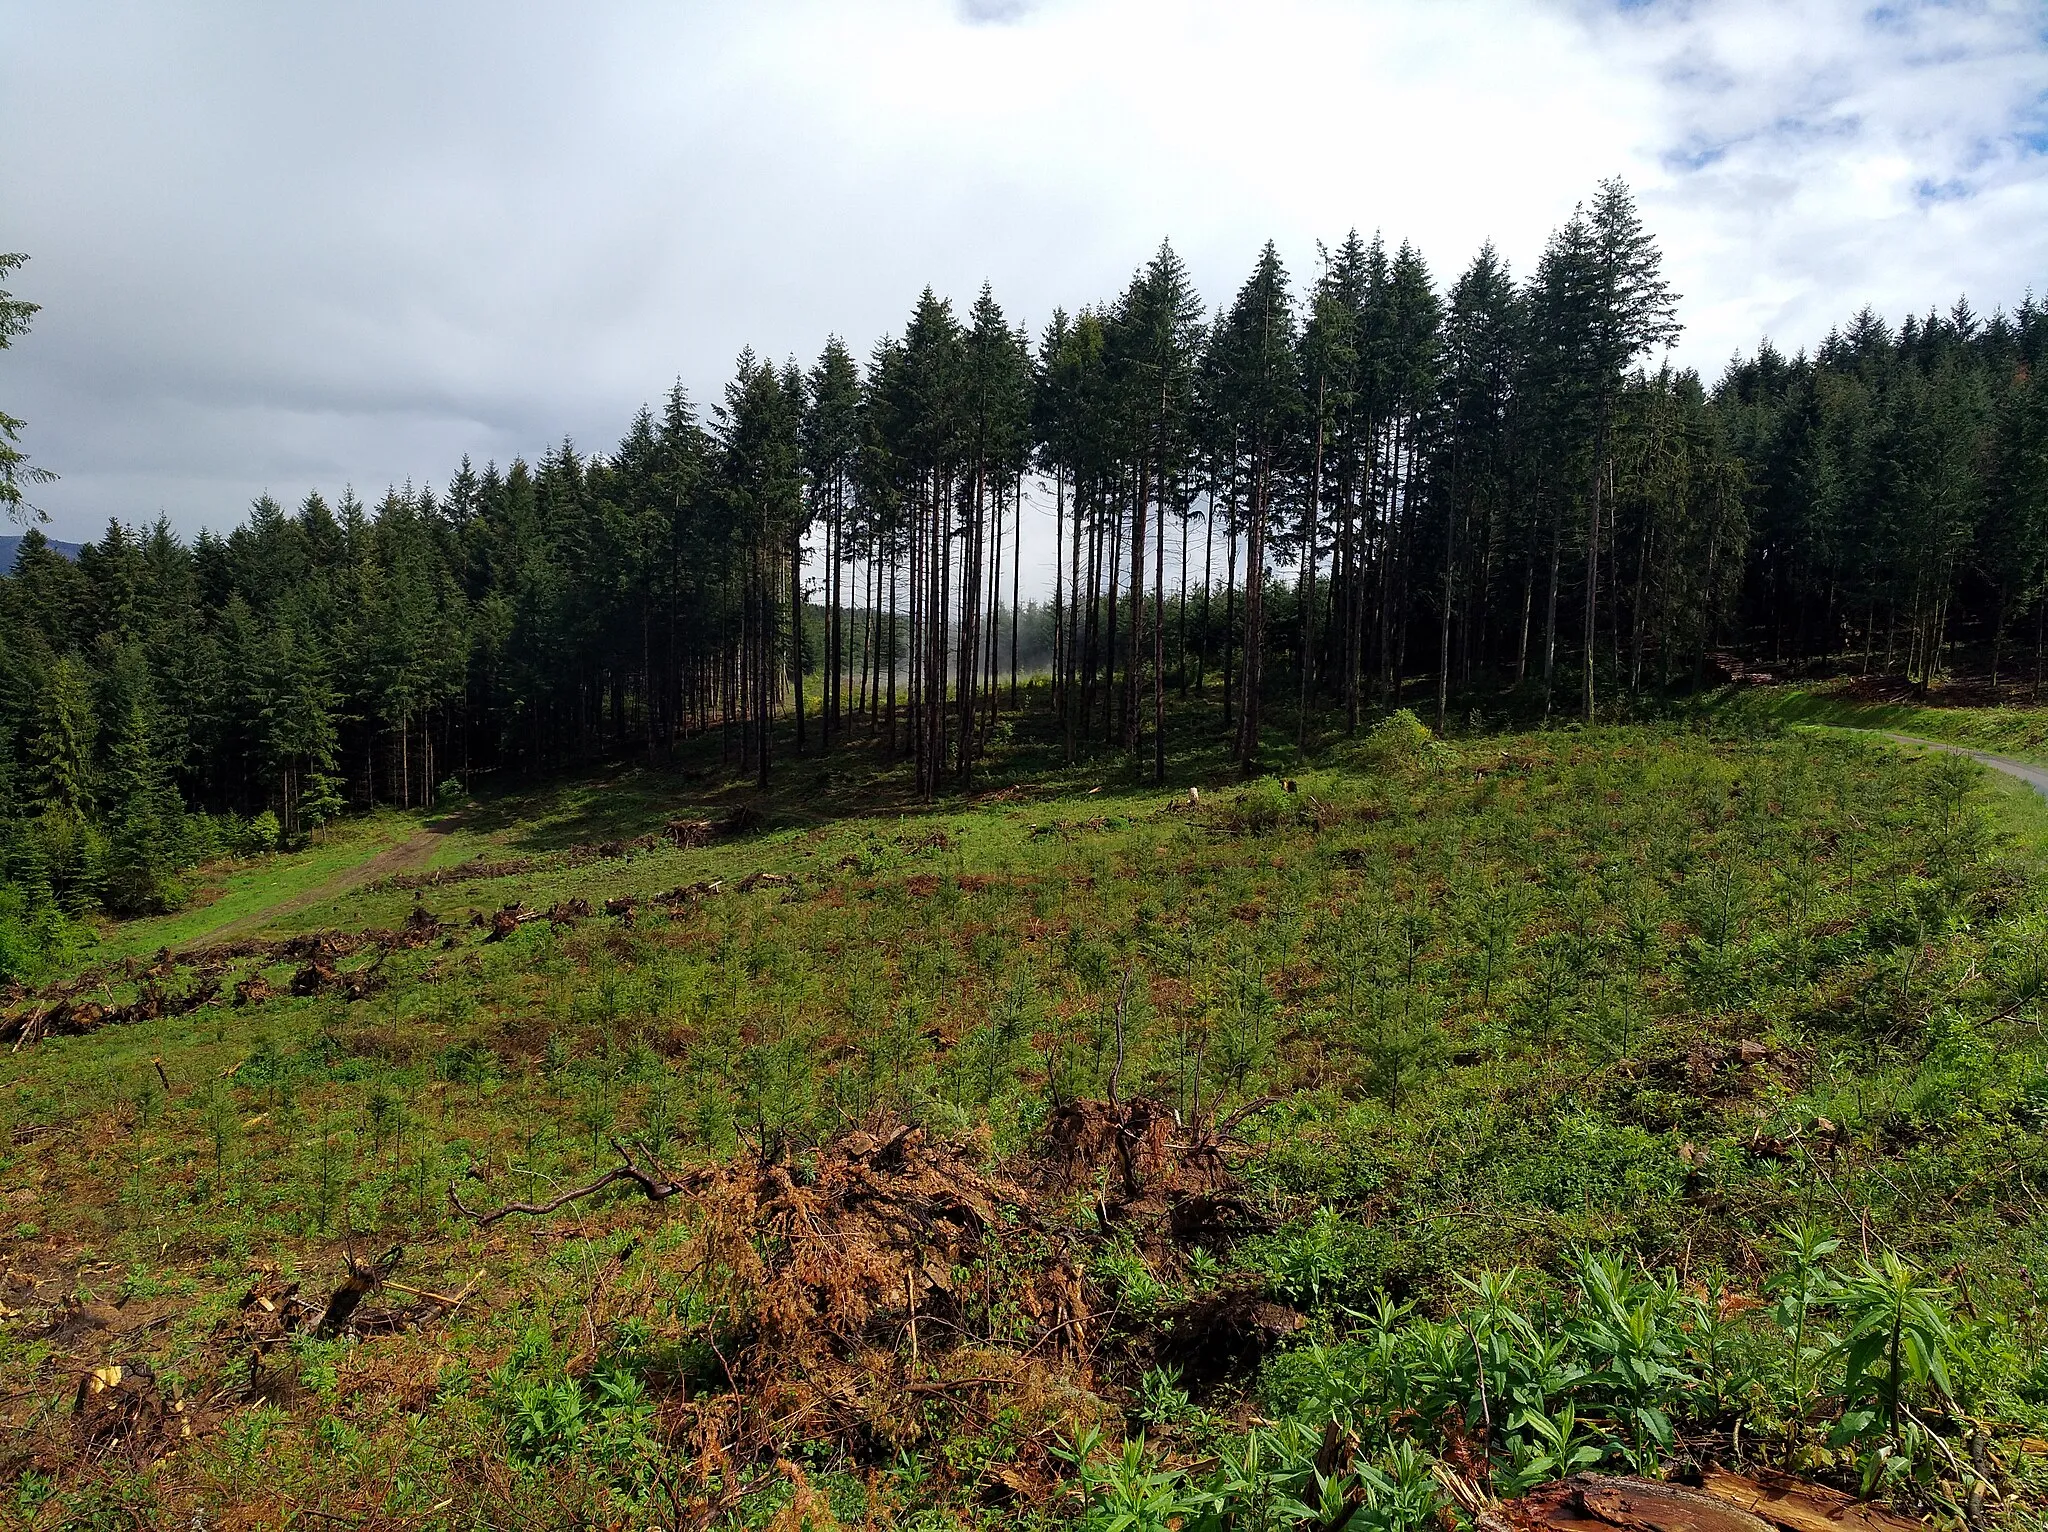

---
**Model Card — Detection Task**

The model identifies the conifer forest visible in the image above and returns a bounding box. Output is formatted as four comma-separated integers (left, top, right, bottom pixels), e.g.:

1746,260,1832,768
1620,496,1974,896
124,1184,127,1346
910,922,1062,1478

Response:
6,181,2048,918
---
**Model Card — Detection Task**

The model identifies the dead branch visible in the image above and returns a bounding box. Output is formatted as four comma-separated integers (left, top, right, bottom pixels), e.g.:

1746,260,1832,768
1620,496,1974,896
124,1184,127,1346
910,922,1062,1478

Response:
1209,1094,1283,1140
449,1138,713,1228
384,1269,485,1309
1107,964,1136,1106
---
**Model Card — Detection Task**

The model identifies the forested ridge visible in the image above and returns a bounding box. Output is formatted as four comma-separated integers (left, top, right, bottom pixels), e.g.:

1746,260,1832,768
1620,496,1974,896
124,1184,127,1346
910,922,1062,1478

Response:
3,179,2047,929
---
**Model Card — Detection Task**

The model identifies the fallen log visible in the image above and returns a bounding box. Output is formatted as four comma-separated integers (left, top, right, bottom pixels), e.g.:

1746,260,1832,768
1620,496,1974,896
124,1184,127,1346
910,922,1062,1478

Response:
1488,1473,1925,1532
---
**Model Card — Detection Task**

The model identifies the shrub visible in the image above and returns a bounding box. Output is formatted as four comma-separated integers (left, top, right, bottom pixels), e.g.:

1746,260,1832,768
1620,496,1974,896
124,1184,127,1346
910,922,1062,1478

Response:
1362,708,1432,768
231,812,281,857
301,773,347,828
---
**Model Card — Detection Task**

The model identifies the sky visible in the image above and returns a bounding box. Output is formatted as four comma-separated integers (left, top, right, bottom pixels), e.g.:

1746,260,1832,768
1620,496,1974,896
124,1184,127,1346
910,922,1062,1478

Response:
3,0,2046,589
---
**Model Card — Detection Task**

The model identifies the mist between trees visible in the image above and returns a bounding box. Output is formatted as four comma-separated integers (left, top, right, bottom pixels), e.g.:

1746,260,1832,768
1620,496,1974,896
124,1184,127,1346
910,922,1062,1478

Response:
3,178,2046,930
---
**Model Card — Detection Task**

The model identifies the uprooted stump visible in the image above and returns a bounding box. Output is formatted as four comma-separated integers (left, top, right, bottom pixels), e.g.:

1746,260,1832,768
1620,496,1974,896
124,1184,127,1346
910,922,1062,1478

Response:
319,1244,404,1335
1155,1286,1304,1395
664,817,714,847
653,879,723,906
1035,1094,1260,1277
233,976,277,1006
746,1126,1087,1361
1041,1097,1182,1197
725,1125,1098,1453
289,959,379,1000
485,904,541,942
230,1245,480,1402
439,1108,1284,1465
72,1359,191,1467
4,975,221,1048
450,1123,1103,1456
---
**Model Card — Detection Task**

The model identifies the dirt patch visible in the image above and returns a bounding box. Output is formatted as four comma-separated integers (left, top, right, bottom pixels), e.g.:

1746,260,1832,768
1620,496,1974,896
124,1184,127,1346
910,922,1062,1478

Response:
206,825,452,942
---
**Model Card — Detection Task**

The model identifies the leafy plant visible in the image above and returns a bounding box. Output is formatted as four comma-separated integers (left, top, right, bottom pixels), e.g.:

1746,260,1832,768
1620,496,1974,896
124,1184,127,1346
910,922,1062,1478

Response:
1059,1430,1197,1532
1833,1251,1956,1441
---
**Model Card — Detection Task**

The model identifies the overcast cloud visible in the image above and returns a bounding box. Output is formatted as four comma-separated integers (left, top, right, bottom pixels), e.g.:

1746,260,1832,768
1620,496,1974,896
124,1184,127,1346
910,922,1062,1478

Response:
3,0,2046,584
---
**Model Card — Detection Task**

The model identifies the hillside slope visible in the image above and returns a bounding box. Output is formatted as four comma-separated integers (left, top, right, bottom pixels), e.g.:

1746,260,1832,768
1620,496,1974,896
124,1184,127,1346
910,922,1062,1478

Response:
3,721,2046,1528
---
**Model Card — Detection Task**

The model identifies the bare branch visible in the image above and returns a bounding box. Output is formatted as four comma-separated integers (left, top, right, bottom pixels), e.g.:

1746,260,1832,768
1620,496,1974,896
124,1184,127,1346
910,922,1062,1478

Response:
448,1139,713,1228
1107,963,1136,1105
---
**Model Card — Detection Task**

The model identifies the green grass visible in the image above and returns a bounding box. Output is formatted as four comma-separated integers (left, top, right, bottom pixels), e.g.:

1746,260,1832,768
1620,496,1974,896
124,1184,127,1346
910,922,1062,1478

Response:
6,700,2048,1529
75,812,445,963
1719,681,2048,764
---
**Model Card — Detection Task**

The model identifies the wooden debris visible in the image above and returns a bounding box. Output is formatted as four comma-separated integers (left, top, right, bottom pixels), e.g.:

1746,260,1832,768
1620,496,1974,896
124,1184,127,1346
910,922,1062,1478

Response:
1490,1473,1925,1532
318,1245,405,1336
1696,1469,1927,1532
450,1138,716,1228
664,817,714,847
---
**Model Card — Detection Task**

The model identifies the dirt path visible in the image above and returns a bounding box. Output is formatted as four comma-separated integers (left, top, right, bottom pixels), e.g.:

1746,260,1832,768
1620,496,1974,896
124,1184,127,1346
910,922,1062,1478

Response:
1875,731,2048,799
202,827,449,943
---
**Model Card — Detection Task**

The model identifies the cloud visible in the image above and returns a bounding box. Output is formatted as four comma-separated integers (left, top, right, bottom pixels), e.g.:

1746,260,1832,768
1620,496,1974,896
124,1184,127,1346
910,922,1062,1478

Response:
2,0,2045,591
955,0,1038,21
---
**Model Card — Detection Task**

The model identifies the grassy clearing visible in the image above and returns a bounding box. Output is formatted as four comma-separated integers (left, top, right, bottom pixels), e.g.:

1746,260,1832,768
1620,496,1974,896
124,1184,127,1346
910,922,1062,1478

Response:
5,710,2048,1529
1719,682,2048,764
74,813,454,965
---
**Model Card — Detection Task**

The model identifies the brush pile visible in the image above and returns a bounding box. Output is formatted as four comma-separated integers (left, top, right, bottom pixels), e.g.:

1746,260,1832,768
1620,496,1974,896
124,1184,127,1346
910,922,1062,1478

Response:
705,1124,1095,1452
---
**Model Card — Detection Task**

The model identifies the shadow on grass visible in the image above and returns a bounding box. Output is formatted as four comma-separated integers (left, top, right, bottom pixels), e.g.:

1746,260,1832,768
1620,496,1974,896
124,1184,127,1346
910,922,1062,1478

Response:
434,685,1329,854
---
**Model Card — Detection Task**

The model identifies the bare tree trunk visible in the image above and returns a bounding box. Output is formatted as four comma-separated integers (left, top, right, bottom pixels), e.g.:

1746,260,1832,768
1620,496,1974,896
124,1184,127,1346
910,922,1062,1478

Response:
1125,461,1149,755
1177,491,1190,699
1240,450,1269,769
1298,376,1324,747
1222,492,1238,735
1437,477,1456,734
1011,475,1023,709
1199,482,1215,696
1154,464,1167,784
1541,501,1563,723
1583,412,1607,724
959,464,984,785
1104,491,1122,743
1056,469,1073,716
887,545,900,751
791,535,806,755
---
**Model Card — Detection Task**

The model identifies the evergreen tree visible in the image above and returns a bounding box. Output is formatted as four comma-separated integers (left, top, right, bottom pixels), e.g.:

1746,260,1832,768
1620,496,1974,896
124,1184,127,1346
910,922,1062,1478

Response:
1214,243,1299,767
0,254,55,524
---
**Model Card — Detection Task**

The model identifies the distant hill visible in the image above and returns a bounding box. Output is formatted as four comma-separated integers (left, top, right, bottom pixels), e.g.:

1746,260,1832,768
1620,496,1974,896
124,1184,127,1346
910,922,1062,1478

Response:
0,534,85,573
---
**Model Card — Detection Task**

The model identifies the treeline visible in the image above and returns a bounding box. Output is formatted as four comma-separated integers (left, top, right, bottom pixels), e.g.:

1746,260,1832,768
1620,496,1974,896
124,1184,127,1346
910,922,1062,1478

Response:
3,178,2046,926
1724,301,2048,684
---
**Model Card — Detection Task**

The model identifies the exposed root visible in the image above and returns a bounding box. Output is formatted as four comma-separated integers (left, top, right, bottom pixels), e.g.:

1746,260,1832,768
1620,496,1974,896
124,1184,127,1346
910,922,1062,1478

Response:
71,1360,191,1468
